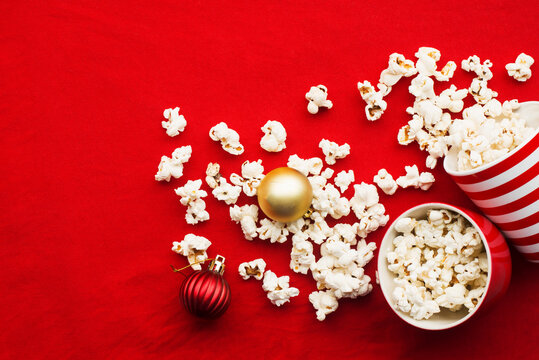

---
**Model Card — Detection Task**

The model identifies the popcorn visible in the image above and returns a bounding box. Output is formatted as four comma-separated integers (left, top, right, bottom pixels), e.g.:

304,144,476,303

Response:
209,122,244,155
257,218,289,243
415,47,441,76
290,235,315,274
357,81,388,121
379,53,417,87
409,75,435,100
162,107,187,137
396,165,435,191
373,169,397,195
262,271,300,306
319,139,350,165
309,290,339,321
434,61,457,82
171,234,211,270
461,55,493,80
469,78,498,105
238,258,267,280
349,183,389,238
155,146,192,182
311,183,351,219
174,179,210,224
387,210,488,320
305,212,333,244
287,154,323,176
230,204,259,240
334,170,355,193
435,85,468,113
260,120,287,152
230,160,265,197
506,53,534,82
212,178,242,205
205,162,222,189
305,85,333,114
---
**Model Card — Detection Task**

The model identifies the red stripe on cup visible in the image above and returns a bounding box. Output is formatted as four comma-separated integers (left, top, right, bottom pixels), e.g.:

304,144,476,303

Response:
480,188,539,216
461,166,538,200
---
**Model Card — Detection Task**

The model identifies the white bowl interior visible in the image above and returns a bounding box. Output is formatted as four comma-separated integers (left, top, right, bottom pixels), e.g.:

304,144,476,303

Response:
444,100,539,175
377,203,492,330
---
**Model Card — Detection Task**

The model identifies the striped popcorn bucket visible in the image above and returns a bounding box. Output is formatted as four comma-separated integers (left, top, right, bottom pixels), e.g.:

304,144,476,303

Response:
444,101,539,262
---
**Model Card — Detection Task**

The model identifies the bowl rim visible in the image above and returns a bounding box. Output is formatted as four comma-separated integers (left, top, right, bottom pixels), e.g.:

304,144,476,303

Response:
377,202,492,331
443,100,539,176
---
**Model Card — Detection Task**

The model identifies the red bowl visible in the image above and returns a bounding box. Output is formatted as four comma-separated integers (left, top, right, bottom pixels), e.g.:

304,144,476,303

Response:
377,202,511,330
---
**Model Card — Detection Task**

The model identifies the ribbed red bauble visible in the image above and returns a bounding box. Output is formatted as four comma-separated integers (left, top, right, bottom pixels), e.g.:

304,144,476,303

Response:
180,255,231,318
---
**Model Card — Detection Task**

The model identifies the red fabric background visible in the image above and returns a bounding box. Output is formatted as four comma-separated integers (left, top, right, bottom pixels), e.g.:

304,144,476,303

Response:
1,1,538,359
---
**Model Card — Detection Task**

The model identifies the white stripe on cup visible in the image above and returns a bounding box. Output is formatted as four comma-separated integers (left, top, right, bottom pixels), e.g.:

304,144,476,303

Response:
514,243,539,254
503,222,539,239
458,148,539,192
472,175,539,208
487,200,539,224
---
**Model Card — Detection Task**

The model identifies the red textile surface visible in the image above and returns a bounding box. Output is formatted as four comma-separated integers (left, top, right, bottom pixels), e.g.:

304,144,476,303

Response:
1,1,538,359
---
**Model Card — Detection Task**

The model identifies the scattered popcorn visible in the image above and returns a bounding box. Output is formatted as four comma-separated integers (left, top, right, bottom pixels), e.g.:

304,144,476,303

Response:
205,162,222,189
415,47,441,76
506,53,534,82
230,160,265,196
334,170,355,193
262,271,300,306
287,154,323,176
290,234,316,274
462,55,493,80
319,139,350,165
434,61,457,82
379,53,417,87
212,178,242,205
230,204,259,240
162,107,187,137
155,146,192,182
373,169,398,195
469,78,498,105
238,258,267,280
305,85,333,114
257,218,289,243
349,183,389,238
260,120,287,152
435,85,468,113
387,210,488,320
357,81,388,121
171,234,211,270
174,179,210,224
309,290,339,321
209,122,244,155
396,165,435,191
409,75,435,100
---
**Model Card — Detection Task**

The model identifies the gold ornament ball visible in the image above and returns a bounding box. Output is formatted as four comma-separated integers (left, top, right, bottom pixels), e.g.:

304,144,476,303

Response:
257,167,313,223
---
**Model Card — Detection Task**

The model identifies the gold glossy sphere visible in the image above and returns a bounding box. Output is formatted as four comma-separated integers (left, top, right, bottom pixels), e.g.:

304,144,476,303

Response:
257,167,313,223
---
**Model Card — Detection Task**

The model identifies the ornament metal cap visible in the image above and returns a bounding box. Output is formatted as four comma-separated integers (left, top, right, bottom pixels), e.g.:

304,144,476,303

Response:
209,255,226,275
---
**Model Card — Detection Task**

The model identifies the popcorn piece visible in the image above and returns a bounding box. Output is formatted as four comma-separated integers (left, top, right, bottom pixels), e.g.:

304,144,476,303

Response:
469,78,498,105
305,212,333,244
396,165,435,191
309,290,339,321
230,160,265,197
155,146,192,182
290,236,315,274
262,271,300,306
287,154,323,176
357,81,388,121
373,169,398,195
162,107,187,137
409,75,435,100
379,53,417,87
171,234,211,270
415,47,441,76
205,162,222,189
230,204,259,240
174,179,210,224
260,120,287,152
212,178,242,205
209,122,244,155
334,170,355,193
305,85,333,114
462,55,493,80
319,139,351,165
506,53,534,82
434,61,457,82
257,218,289,243
435,85,468,113
350,183,389,238
238,258,267,280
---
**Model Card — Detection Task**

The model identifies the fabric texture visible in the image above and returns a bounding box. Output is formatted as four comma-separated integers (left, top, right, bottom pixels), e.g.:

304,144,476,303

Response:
1,1,538,359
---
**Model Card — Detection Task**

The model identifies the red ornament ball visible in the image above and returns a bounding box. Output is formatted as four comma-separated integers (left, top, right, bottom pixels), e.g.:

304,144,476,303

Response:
180,256,231,318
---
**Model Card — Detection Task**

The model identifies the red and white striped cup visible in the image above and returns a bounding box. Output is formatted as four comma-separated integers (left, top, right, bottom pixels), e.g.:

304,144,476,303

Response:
444,101,539,262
